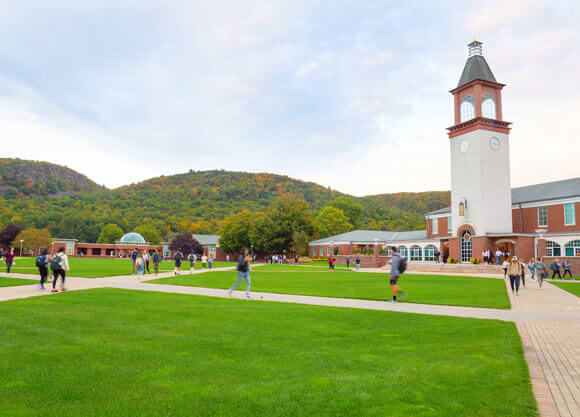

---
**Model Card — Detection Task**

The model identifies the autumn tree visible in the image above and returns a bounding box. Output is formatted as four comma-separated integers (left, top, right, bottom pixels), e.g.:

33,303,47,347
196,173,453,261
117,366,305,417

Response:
315,207,353,238
14,228,53,252
97,223,124,244
134,224,162,245
170,233,203,255
219,210,253,253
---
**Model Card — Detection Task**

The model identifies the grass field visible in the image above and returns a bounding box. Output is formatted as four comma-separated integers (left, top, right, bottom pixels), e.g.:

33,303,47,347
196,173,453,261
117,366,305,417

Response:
0,288,536,417
256,263,353,271
551,281,580,297
0,276,37,287
2,257,235,278
150,270,511,309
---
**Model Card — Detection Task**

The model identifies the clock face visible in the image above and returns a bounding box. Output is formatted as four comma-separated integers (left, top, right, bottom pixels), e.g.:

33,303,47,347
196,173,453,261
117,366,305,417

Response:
459,139,470,153
489,137,500,151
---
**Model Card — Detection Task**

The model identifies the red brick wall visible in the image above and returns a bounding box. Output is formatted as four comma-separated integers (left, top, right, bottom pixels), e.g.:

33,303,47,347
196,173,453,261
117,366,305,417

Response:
512,202,579,234
427,217,452,239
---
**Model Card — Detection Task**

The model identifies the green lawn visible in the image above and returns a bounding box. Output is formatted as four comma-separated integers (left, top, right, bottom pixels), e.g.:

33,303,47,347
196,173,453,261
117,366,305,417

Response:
3,257,235,278
150,270,511,309
255,263,353,271
551,281,580,297
0,288,536,417
0,276,37,287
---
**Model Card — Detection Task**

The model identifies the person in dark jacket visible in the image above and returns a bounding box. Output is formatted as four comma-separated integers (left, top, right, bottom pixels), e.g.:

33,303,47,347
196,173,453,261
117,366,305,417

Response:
562,261,573,279
550,259,562,279
4,247,15,273
228,248,251,299
173,250,184,275
36,248,50,290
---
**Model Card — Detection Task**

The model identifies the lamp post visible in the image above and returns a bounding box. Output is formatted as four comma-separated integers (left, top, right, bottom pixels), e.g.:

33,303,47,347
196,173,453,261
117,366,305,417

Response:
250,244,254,259
19,239,24,257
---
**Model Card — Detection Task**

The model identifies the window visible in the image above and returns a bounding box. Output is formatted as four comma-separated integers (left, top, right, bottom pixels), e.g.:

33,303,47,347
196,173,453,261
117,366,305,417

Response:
545,241,561,257
313,247,317,256
482,93,496,119
398,246,408,260
424,245,437,262
432,218,438,235
537,206,548,227
410,245,422,261
447,216,452,233
327,246,331,256
564,203,576,225
460,95,475,122
460,231,472,263
565,240,580,257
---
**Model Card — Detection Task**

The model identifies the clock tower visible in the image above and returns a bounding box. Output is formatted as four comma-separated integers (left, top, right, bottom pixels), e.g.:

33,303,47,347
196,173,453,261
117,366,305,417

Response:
447,41,512,256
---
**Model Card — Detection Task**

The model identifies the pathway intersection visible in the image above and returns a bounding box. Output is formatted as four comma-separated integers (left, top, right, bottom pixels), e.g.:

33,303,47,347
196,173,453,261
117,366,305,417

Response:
1,266,578,417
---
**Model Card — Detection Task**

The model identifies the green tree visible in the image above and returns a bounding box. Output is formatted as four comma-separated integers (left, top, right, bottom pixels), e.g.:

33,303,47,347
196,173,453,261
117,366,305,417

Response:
331,197,363,228
219,210,253,253
315,207,353,238
291,230,310,256
134,224,162,245
97,223,124,244
15,228,53,252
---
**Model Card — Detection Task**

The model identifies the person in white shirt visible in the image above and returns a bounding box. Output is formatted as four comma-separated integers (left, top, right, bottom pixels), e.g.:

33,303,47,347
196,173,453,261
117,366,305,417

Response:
495,249,503,265
50,247,70,293
502,259,509,278
201,254,208,270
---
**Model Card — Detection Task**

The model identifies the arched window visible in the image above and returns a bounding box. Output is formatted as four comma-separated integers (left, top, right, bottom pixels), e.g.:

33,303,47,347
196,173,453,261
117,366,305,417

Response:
460,231,472,263
482,93,496,119
545,241,561,257
410,245,422,261
424,245,437,262
398,246,408,260
565,240,580,257
460,95,475,122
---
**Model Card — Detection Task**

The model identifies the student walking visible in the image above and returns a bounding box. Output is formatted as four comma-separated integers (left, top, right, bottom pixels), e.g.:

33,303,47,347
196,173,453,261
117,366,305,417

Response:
36,249,50,290
153,249,162,276
143,251,150,274
188,253,197,273
519,260,526,288
201,254,208,270
355,255,361,271
208,254,214,269
528,258,535,281
345,256,350,269
388,247,406,302
4,247,15,273
328,256,335,272
228,248,251,299
562,260,573,279
550,259,562,279
507,257,522,295
131,248,139,275
173,250,184,275
532,258,546,290
136,251,145,278
50,248,69,293
502,259,509,278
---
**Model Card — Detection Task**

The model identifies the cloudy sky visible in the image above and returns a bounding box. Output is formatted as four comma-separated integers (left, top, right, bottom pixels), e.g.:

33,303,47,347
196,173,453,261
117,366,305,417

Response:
0,0,578,195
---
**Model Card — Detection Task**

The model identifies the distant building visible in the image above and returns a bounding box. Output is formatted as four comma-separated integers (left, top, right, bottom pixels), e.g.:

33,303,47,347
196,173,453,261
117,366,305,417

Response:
310,41,580,269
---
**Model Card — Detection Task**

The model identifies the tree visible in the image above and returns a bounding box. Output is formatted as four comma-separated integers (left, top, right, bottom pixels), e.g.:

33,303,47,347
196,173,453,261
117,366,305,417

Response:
170,233,203,255
0,224,22,246
134,224,162,245
291,230,310,256
3,186,18,200
331,197,363,228
14,228,53,252
315,207,353,238
97,223,124,244
249,195,314,252
219,210,253,253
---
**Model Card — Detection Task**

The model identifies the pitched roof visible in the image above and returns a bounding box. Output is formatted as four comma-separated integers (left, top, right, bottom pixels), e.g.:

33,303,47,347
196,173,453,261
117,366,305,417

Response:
309,230,427,245
457,55,497,88
192,234,220,246
425,177,580,216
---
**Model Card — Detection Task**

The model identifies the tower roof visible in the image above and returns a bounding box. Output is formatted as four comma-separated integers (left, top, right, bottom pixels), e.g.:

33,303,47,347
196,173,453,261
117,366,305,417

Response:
457,41,498,88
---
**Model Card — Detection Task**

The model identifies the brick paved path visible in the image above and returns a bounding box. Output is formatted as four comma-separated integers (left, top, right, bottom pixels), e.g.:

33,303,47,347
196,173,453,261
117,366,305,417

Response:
1,268,579,416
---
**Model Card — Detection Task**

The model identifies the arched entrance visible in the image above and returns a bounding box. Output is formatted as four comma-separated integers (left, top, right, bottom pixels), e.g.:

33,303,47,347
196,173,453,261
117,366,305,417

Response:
496,240,515,262
460,231,472,263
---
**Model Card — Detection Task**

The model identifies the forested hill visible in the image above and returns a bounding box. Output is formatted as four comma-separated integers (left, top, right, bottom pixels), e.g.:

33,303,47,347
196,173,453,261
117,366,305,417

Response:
0,165,450,242
366,191,451,215
0,158,102,199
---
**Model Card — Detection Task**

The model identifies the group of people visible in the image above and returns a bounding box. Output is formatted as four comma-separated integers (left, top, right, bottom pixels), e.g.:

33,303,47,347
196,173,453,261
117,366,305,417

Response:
481,249,517,265
171,251,213,275
130,248,164,277
331,255,363,270
264,254,292,264
500,256,574,296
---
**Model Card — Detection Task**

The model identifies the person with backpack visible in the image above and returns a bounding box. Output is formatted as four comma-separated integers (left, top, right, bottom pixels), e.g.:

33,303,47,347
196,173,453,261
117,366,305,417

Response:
228,247,252,299
4,247,15,273
328,256,335,272
355,255,361,271
188,253,197,273
131,248,139,275
50,247,69,293
550,259,562,279
532,257,546,290
562,260,573,279
388,247,406,303
153,249,162,276
173,249,184,275
135,251,145,278
36,249,50,290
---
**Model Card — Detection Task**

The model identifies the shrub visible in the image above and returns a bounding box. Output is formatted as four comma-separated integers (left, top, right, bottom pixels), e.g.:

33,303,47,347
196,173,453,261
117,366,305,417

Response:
470,257,480,264
446,258,458,264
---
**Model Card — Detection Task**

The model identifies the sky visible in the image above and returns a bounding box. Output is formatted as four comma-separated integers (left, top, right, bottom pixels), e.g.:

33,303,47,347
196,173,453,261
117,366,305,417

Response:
0,0,578,196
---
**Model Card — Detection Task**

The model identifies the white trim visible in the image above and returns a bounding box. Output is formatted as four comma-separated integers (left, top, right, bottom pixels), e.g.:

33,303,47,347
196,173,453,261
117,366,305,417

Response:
425,213,451,220
514,196,580,209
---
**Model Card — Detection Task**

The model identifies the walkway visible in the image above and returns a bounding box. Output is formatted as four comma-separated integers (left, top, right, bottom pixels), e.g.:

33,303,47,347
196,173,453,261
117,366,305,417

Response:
1,268,578,417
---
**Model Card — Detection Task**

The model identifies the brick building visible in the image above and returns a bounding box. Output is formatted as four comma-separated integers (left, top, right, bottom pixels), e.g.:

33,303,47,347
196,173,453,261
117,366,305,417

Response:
309,41,580,271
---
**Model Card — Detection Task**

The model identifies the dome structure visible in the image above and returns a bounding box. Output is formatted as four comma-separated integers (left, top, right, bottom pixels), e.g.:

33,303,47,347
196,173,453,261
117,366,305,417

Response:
119,232,146,244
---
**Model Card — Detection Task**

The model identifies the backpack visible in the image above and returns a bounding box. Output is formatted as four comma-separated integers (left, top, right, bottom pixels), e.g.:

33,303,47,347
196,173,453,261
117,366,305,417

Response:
398,257,407,274
50,254,63,271
188,254,195,262
136,258,143,266
35,254,46,267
